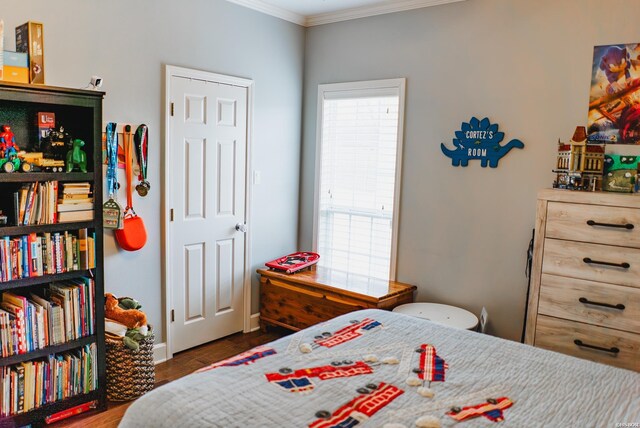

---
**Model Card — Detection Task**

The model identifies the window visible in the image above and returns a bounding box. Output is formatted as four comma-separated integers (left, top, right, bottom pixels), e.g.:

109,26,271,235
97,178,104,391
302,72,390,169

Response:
313,79,405,280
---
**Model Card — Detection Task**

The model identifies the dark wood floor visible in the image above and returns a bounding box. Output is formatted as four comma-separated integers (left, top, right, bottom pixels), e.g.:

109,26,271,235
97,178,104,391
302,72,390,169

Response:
52,328,288,428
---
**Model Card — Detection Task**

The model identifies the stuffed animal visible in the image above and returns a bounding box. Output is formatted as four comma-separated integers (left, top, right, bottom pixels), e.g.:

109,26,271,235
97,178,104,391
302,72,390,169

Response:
105,293,147,328
105,293,150,350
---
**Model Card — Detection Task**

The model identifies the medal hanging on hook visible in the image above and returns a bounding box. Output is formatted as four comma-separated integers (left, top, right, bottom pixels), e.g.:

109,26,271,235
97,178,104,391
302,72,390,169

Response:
114,125,148,251
103,122,124,229
134,124,150,197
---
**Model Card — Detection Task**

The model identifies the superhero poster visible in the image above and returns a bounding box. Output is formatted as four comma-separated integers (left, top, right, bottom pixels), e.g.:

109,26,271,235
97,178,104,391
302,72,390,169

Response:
588,43,640,144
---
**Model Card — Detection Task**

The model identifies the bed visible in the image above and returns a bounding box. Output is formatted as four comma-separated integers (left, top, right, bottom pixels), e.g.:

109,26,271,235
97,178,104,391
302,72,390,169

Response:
119,309,640,427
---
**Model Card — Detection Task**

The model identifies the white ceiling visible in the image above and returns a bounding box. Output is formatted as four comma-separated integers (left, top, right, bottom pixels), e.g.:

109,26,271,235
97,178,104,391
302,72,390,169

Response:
226,0,467,26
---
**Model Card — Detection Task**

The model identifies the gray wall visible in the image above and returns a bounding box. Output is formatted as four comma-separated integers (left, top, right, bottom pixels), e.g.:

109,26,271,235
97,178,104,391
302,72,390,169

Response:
4,0,305,343
300,0,640,340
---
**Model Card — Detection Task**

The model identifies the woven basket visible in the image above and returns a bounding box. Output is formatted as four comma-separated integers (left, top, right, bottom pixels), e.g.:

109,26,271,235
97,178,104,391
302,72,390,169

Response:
105,327,155,401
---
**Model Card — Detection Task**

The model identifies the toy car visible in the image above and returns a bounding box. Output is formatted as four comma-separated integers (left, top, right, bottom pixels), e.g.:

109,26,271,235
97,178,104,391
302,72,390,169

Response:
19,152,65,172
0,153,31,173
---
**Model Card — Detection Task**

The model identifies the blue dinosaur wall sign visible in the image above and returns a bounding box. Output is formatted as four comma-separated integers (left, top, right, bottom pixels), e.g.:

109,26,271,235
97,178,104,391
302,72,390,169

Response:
441,117,524,168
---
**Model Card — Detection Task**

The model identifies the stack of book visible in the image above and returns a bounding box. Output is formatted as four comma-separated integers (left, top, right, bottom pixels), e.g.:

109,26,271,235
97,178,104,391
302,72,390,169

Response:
0,342,97,416
14,181,58,226
0,229,96,282
0,278,95,358
57,183,93,223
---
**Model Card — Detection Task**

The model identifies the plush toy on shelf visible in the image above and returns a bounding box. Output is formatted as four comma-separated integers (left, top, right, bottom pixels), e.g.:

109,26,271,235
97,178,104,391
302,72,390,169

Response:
105,293,150,350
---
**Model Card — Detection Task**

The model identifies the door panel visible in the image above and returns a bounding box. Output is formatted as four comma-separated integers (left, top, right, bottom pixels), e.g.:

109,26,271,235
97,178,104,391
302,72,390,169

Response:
216,239,234,313
185,138,206,219
184,243,205,321
217,140,236,216
170,75,247,354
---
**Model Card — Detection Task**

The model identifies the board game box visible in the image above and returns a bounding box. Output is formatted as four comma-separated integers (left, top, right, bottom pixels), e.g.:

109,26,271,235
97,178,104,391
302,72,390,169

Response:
265,252,320,274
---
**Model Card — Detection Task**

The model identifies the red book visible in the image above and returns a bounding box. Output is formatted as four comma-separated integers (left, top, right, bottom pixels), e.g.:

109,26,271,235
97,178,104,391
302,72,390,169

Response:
45,400,97,424
0,302,26,354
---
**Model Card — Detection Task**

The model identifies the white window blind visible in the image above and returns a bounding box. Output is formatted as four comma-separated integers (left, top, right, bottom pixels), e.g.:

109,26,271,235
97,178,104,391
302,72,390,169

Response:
315,81,404,280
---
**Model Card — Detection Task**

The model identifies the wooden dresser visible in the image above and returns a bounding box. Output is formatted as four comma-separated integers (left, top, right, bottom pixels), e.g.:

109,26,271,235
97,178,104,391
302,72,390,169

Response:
525,189,640,371
258,267,416,331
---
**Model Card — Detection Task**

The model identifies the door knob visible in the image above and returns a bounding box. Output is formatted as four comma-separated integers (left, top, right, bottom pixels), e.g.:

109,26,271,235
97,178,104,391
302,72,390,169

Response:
235,223,247,233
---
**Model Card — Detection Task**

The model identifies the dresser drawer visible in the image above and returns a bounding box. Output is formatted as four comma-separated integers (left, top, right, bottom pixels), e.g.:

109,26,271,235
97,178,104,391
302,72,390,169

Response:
542,239,640,288
538,274,640,333
546,202,640,248
535,315,639,371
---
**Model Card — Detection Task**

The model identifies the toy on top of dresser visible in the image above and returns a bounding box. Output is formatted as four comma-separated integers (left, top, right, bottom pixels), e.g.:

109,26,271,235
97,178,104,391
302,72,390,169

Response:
552,126,605,191
603,154,639,192
552,126,639,192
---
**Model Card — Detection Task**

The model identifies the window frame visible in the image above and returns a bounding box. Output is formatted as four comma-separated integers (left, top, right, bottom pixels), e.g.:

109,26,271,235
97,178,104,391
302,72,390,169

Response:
312,78,406,280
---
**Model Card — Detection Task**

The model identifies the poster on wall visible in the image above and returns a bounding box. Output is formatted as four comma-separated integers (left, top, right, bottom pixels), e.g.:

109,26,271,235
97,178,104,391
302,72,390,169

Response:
587,43,640,144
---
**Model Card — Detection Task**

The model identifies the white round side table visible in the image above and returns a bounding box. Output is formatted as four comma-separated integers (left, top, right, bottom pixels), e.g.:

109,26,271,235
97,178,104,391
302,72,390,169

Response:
393,303,479,330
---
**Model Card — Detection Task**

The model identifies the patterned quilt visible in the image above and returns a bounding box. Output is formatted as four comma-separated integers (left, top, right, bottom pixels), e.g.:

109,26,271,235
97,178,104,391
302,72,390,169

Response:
119,309,640,427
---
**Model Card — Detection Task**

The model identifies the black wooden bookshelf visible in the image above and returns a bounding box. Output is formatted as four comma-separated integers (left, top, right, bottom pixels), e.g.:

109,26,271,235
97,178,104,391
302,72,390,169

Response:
0,82,106,426
0,221,95,237
2,390,101,427
0,270,93,292
0,335,96,367
0,172,92,183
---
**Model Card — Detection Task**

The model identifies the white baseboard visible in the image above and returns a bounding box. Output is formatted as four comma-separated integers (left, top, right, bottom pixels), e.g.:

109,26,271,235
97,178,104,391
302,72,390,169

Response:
154,342,168,365
250,313,261,332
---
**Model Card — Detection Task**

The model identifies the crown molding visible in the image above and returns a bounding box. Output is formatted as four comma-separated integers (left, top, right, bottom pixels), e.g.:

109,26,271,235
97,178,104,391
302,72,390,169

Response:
305,0,467,27
226,0,467,27
225,0,306,26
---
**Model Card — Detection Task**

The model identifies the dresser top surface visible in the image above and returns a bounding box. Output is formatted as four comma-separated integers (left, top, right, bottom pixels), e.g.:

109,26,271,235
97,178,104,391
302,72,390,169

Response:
257,266,416,301
538,189,640,208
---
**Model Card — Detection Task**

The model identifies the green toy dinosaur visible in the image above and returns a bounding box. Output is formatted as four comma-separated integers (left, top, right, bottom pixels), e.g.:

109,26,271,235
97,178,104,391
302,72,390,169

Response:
66,138,87,173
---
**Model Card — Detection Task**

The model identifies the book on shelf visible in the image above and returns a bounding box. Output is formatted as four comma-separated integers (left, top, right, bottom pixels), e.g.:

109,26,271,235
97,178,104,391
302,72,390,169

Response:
12,181,59,226
0,228,94,282
57,202,94,213
0,342,97,417
0,278,95,358
87,233,95,270
0,300,26,355
59,194,93,202
61,182,91,194
59,182,92,202
57,210,94,223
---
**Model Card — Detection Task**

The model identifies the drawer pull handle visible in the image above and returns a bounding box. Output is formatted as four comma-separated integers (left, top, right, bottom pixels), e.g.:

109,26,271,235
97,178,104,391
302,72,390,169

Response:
578,297,625,310
586,220,634,230
582,257,630,269
573,339,620,355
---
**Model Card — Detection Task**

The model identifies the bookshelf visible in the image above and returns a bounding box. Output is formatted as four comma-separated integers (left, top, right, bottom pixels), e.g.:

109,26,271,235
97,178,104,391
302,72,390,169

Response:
0,82,105,425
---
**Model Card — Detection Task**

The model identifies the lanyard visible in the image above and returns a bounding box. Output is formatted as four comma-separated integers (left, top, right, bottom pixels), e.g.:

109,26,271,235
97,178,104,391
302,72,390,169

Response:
134,124,150,196
106,122,119,198
134,124,148,183
123,125,134,212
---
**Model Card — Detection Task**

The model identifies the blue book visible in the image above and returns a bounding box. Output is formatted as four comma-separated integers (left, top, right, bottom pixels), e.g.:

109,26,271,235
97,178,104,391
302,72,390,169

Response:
21,236,29,278
25,302,32,352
